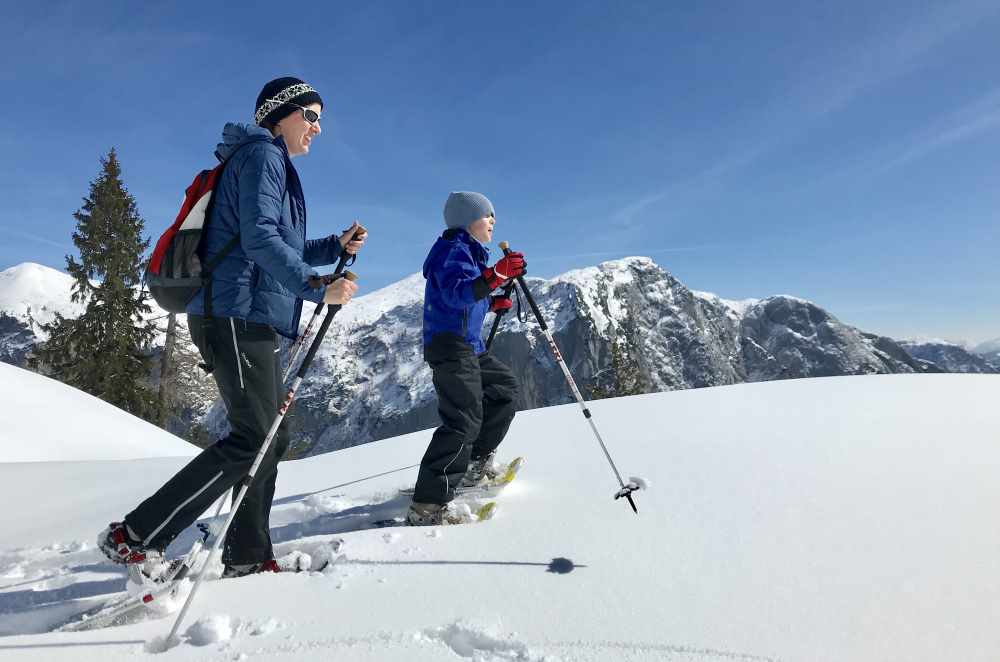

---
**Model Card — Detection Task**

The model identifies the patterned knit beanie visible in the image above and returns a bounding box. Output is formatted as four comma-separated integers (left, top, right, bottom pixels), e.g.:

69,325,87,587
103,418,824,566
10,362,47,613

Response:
255,77,324,129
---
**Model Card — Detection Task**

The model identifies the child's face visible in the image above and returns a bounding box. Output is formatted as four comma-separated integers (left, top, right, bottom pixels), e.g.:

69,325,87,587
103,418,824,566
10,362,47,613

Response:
468,215,495,243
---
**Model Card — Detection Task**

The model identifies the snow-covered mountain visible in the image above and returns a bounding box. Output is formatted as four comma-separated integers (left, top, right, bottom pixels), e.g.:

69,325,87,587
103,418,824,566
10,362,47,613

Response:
899,339,1000,374
0,263,84,365
1,259,992,456
1,372,998,661
282,257,934,454
0,262,84,325
973,337,1000,364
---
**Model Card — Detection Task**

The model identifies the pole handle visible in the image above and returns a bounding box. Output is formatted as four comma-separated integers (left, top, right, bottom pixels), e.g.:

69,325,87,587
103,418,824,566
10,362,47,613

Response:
289,235,363,367
308,270,359,288
305,228,365,289
498,241,546,331
335,223,367,269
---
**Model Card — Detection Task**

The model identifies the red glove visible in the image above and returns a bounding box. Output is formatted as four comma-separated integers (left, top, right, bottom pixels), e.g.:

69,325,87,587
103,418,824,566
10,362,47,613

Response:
490,295,513,313
482,252,526,290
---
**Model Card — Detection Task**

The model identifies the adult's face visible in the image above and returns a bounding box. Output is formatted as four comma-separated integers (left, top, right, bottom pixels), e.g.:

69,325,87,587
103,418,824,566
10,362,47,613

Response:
275,103,322,156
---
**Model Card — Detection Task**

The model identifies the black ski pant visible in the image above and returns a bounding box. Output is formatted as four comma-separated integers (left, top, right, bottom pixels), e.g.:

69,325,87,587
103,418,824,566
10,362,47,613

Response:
412,333,518,505
125,315,290,565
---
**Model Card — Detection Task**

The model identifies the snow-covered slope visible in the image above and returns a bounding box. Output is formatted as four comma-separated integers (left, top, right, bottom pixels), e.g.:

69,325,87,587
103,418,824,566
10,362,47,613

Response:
0,361,196,462
1,374,998,661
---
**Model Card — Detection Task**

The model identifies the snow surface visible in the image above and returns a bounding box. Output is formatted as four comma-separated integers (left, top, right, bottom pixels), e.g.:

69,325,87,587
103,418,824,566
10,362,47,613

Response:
0,362,196,463
1,372,999,660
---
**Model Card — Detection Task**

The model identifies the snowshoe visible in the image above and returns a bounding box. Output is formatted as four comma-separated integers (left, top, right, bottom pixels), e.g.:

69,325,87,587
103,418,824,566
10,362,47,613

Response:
400,457,525,499
129,552,183,586
405,500,497,526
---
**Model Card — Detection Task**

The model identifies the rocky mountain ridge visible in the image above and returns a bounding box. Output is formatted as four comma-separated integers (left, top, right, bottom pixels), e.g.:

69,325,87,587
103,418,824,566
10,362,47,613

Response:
1,259,994,456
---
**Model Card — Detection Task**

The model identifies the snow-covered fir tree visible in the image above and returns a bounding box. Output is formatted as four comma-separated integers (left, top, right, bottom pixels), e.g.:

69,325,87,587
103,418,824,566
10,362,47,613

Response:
31,149,158,419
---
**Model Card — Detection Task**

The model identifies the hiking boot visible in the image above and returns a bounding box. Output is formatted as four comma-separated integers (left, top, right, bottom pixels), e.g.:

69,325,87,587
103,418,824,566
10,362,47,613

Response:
98,522,150,565
221,559,281,579
459,451,501,488
405,501,474,526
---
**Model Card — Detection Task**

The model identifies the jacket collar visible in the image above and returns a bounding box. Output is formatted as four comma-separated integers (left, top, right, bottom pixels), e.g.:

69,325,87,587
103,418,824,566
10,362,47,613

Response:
444,228,489,256
442,227,471,242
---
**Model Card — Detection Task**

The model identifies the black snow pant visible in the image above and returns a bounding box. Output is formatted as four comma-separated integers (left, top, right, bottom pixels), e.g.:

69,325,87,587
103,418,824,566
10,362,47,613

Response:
125,315,290,565
412,333,518,505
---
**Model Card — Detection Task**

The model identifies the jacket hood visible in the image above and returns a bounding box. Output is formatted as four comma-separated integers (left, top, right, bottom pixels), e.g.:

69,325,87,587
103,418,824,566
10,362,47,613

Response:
422,229,489,278
215,123,284,162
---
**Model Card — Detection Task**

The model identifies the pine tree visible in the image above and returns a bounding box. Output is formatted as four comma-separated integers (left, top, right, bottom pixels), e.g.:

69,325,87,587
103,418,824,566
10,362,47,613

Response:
32,149,158,418
590,317,648,400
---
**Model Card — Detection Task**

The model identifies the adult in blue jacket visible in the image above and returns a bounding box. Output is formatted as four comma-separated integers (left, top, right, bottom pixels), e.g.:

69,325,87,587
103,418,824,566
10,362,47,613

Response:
408,191,526,525
98,77,365,577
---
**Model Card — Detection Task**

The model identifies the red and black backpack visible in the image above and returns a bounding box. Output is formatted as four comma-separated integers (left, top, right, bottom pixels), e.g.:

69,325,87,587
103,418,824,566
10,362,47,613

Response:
145,160,241,315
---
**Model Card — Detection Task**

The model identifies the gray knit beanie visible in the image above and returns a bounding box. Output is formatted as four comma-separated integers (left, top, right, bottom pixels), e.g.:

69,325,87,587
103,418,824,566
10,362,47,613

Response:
443,191,494,229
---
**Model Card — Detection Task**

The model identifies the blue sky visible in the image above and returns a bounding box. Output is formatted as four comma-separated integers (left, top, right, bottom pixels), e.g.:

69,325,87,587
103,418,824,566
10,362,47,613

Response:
1,1,998,344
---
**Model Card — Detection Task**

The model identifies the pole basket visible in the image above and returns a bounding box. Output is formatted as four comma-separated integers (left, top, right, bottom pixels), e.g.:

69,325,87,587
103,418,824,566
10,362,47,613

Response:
613,482,642,514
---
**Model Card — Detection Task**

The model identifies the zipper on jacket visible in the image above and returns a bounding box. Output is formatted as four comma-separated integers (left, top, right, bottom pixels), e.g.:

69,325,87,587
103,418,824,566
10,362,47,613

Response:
462,308,469,337
230,318,245,390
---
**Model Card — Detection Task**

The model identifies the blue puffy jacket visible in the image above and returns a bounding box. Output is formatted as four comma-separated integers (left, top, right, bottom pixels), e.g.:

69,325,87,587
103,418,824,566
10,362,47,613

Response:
187,123,343,338
422,229,492,354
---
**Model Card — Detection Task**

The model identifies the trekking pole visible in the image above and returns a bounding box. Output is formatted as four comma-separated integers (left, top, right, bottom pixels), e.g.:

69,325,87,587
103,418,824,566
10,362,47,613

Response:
165,271,359,647
498,241,640,514
485,280,516,351
282,225,366,382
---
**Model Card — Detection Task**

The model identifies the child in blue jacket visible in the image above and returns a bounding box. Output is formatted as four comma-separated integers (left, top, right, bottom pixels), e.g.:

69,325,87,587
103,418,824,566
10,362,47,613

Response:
408,191,526,525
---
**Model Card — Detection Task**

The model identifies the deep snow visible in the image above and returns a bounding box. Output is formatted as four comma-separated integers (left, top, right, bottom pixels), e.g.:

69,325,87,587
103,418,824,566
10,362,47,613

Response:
0,372,998,661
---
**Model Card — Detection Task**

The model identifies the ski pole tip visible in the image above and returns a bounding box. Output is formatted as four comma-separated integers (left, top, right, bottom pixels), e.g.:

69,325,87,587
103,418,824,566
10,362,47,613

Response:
614,483,640,514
